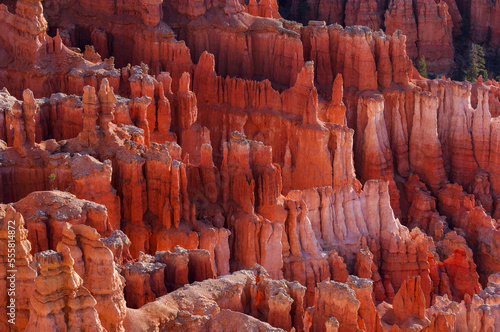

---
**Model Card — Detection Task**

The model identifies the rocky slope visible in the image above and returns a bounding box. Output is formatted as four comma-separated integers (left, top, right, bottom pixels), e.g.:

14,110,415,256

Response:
0,0,500,331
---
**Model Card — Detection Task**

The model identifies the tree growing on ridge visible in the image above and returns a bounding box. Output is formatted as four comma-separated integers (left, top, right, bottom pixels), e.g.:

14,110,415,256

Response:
464,44,488,82
48,173,56,190
417,56,428,78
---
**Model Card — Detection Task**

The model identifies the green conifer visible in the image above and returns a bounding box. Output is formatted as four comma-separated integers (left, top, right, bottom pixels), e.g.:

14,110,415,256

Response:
417,56,428,78
48,173,56,190
464,44,488,82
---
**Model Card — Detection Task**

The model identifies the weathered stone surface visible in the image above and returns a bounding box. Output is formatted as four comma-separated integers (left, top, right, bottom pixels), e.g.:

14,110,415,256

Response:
0,205,37,331
443,248,482,300
123,259,167,309
57,223,127,331
378,276,430,330
13,191,110,253
1,0,500,330
311,280,361,332
25,248,105,331
123,266,301,331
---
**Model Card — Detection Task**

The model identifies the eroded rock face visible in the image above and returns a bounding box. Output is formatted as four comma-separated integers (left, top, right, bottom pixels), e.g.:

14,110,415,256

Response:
393,276,427,321
57,223,127,332
426,272,500,331
347,276,382,332
385,0,418,59
123,259,168,309
205,309,285,332
0,205,37,331
2,0,500,330
101,229,132,265
443,248,482,300
13,191,111,253
471,0,500,47
414,0,454,73
123,265,303,331
311,279,361,332
25,248,105,331
378,276,430,330
283,0,456,74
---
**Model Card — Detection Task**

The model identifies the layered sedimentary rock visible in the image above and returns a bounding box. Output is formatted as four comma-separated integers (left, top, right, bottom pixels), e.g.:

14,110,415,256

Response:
437,183,500,283
311,280,361,332
101,230,132,265
385,0,418,59
1,0,500,330
347,276,382,332
344,0,384,31
414,0,455,73
404,175,446,238
0,147,121,232
13,191,110,253
0,205,37,331
470,0,500,47
426,273,500,330
301,23,412,91
443,248,482,300
0,1,121,99
408,93,446,193
123,266,302,331
56,223,127,331
282,0,457,74
123,259,168,309
354,248,385,301
25,248,105,331
166,10,304,87
355,91,400,216
379,276,430,330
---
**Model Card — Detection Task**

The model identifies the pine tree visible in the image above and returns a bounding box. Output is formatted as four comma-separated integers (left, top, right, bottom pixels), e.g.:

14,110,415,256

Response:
417,56,428,78
464,44,488,82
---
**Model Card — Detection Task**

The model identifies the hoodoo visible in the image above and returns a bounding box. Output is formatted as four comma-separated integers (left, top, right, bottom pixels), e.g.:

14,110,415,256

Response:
1,0,500,330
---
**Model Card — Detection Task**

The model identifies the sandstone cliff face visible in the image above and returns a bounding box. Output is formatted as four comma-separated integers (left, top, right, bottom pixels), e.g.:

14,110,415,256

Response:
308,276,383,332
407,93,446,193
25,248,105,331
437,183,500,283
123,266,301,331
404,175,447,239
368,78,500,292
301,23,412,91
281,0,456,74
57,223,127,332
426,272,500,331
311,280,361,332
0,143,121,232
13,191,110,253
0,0,49,65
0,205,37,332
193,52,358,192
379,276,430,330
345,0,384,31
123,259,168,309
385,0,418,59
2,0,500,330
222,132,284,279
101,230,132,265
443,248,482,300
414,0,455,73
354,91,400,216
471,0,500,47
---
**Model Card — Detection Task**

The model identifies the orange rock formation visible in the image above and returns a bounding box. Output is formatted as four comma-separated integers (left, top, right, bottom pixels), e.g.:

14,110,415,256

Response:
0,0,500,331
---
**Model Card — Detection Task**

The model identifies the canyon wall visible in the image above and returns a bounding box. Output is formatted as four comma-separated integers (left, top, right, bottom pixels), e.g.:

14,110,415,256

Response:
0,0,500,331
